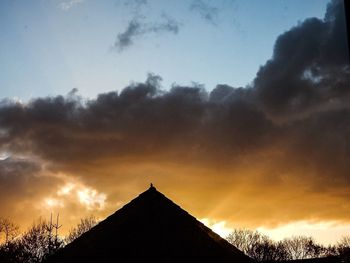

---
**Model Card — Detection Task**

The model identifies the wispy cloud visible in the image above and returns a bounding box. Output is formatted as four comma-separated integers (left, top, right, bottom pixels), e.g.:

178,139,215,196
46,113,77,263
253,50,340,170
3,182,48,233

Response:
59,0,84,11
190,0,219,25
114,0,148,18
122,0,148,9
114,15,180,51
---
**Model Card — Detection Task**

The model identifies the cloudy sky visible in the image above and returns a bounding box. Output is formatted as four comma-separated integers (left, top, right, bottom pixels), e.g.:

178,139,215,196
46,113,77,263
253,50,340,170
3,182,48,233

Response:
0,0,349,245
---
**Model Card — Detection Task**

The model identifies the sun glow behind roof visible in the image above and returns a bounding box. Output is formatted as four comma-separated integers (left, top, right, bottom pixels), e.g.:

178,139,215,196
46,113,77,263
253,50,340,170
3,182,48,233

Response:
258,220,350,245
202,217,350,245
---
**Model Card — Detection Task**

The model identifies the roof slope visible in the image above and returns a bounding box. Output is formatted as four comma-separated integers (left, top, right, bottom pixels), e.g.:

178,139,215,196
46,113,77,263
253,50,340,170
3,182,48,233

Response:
48,185,253,263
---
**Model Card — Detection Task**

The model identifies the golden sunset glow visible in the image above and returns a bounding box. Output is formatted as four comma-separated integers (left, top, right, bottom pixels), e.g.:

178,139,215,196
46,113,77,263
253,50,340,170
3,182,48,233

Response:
77,188,106,210
200,218,233,238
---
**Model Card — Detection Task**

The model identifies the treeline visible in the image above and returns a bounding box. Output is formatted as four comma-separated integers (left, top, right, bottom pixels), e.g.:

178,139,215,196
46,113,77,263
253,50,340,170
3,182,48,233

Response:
0,216,97,263
226,229,350,261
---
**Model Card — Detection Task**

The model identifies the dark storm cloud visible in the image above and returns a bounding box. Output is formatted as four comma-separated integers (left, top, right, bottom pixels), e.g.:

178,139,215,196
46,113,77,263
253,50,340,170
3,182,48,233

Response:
0,157,62,214
0,158,42,192
0,74,273,167
114,15,179,51
190,0,219,25
254,0,349,116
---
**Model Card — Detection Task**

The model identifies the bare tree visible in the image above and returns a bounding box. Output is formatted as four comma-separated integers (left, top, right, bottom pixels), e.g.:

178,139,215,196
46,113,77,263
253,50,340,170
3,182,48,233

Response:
226,229,260,257
19,217,63,263
323,245,339,257
226,229,333,261
44,213,62,255
65,215,98,244
338,235,350,249
337,235,350,260
252,239,292,262
0,215,64,263
281,236,322,260
226,228,286,261
21,219,51,263
273,241,291,261
0,239,29,263
0,218,19,244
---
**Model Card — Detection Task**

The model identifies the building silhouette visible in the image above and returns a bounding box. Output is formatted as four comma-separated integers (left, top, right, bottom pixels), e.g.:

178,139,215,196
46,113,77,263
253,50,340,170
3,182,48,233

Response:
47,185,253,263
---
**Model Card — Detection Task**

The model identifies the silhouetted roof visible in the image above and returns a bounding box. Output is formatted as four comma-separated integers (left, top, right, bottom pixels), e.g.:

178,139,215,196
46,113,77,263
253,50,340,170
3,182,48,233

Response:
48,185,253,263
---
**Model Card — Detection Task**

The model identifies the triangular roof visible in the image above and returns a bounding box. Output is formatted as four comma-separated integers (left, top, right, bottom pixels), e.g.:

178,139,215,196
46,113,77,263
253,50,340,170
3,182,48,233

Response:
48,185,253,263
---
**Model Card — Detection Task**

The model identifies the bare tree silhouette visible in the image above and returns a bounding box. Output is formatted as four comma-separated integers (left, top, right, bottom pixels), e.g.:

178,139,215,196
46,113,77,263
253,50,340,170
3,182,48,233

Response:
65,215,98,244
0,218,19,244
281,236,323,260
226,229,289,261
0,216,64,263
226,229,344,261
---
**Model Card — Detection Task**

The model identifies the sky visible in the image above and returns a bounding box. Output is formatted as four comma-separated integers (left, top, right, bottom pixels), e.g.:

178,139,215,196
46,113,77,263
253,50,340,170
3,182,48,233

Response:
0,0,349,246
1,0,329,99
